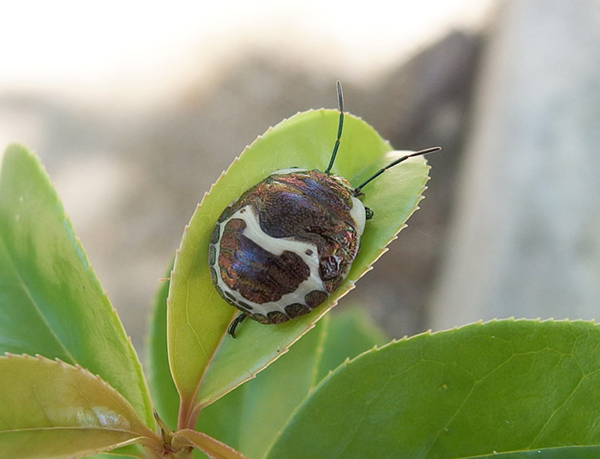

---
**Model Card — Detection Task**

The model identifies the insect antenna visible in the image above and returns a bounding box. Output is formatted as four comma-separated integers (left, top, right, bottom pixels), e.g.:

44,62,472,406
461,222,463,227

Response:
353,146,441,196
324,80,345,174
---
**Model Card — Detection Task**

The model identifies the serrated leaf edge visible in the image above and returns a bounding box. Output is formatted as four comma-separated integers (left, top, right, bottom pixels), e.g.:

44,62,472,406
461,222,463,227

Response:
198,158,429,409
1,145,155,429
262,317,599,458
167,113,430,419
0,353,159,444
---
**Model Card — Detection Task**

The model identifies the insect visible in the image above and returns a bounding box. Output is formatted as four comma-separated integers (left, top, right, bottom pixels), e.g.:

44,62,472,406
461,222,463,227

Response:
209,82,440,337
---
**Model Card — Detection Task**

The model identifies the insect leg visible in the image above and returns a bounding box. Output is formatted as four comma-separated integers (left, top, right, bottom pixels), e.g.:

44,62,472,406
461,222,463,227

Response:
227,312,248,338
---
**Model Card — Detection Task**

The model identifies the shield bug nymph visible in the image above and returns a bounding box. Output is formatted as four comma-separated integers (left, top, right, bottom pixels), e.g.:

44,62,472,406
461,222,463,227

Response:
209,82,440,337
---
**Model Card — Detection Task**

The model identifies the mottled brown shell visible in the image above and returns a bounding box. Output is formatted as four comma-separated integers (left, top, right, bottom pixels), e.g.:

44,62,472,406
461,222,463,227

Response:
209,169,366,324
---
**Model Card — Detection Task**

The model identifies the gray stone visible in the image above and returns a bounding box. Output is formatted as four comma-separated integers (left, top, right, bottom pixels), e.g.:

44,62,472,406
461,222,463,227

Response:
429,0,600,330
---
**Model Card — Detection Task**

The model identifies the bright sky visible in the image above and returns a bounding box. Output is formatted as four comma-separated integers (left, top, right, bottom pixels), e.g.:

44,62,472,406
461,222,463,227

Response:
0,0,495,105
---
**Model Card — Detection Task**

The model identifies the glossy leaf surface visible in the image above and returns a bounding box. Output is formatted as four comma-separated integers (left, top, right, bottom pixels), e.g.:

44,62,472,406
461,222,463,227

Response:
167,110,429,427
0,145,154,427
267,319,600,458
0,354,158,459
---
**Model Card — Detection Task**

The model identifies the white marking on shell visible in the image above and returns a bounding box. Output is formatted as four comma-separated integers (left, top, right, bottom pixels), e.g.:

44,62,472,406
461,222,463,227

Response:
350,196,366,237
271,167,308,175
211,205,327,316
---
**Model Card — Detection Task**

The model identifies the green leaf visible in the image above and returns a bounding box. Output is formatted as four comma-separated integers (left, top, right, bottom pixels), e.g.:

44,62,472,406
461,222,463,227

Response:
266,319,600,459
0,145,154,427
167,110,430,427
315,307,388,382
196,316,328,459
0,354,160,459
195,308,387,459
147,269,179,431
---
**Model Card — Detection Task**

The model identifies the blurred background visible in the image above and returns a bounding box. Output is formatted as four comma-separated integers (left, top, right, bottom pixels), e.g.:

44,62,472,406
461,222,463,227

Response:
2,0,600,353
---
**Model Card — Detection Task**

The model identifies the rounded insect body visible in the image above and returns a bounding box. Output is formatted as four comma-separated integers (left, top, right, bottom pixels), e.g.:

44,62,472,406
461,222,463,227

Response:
209,82,440,337
209,168,366,327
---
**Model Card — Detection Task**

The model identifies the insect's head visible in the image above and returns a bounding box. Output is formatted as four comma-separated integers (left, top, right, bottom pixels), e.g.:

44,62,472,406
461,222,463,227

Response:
324,81,441,198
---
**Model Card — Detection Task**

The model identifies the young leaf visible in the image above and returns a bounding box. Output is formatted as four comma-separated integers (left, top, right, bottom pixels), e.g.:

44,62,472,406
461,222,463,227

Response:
0,354,160,459
196,315,328,459
196,308,388,459
167,110,429,428
266,319,600,459
0,145,154,428
315,307,388,382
